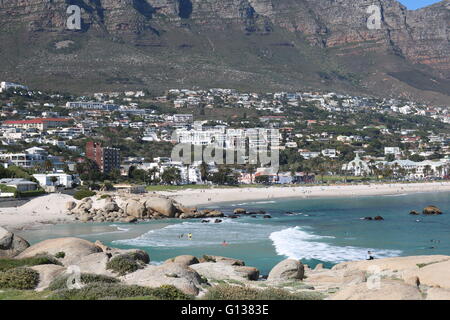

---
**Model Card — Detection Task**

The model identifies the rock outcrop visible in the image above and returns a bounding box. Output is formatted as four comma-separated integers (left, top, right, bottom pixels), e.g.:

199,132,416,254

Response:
121,263,204,296
165,255,200,267
304,255,450,300
329,279,423,300
268,259,305,281
190,262,259,281
16,237,102,265
423,206,443,215
0,226,30,258
66,195,224,223
30,264,66,292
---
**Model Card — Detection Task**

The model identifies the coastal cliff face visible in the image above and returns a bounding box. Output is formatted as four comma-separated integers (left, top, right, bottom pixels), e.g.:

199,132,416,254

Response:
0,0,449,102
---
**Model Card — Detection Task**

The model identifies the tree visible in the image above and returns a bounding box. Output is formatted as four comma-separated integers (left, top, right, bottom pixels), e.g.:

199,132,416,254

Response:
385,154,395,162
255,175,270,184
199,162,209,182
75,159,102,182
423,165,433,178
210,167,238,185
161,167,182,185
148,167,159,184
409,154,425,162
247,165,256,184
44,160,53,172
50,176,58,186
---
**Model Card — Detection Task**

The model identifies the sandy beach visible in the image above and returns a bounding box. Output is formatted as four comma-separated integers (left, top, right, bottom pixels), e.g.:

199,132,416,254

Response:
2,182,450,231
157,182,450,207
0,193,75,231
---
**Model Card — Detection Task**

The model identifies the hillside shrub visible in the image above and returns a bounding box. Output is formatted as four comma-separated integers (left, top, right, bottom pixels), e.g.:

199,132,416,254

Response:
48,273,119,291
73,189,96,200
203,284,324,300
49,283,192,300
106,254,144,276
0,267,40,290
0,255,62,272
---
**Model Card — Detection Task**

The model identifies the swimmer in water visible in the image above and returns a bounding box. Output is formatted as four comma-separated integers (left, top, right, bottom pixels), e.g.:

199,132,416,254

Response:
188,233,192,240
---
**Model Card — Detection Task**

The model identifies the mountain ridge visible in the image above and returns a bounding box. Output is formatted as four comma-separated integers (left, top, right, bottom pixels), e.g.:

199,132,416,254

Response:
0,0,449,104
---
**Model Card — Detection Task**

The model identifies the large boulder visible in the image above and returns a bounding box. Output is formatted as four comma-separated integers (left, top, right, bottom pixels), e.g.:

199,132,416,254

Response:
121,263,203,296
423,206,443,215
415,260,450,289
75,200,93,213
0,226,30,258
120,216,137,223
190,262,259,281
125,199,146,218
17,237,102,265
426,288,450,300
76,252,115,276
201,255,245,266
144,198,176,217
103,201,119,213
165,255,199,267
31,264,66,291
268,259,305,281
330,280,422,300
206,210,224,218
66,201,77,211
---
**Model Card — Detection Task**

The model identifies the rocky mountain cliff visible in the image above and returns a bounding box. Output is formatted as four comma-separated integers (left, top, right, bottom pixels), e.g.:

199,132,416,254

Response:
0,0,449,103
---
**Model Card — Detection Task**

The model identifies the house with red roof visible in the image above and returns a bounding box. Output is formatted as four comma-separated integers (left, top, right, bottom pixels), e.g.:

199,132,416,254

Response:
3,118,71,131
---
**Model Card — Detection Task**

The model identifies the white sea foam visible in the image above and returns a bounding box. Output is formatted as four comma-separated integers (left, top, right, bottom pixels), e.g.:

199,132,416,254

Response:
231,201,277,206
74,224,131,237
110,224,131,232
114,219,277,248
269,227,402,263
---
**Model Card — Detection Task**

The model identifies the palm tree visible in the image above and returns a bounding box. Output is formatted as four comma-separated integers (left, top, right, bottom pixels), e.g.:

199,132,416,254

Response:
44,160,53,173
423,165,433,178
50,176,58,186
247,164,256,185
161,167,182,185
199,162,209,183
148,167,159,185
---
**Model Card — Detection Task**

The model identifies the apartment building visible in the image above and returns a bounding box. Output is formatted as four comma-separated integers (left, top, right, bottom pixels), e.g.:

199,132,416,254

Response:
86,141,120,173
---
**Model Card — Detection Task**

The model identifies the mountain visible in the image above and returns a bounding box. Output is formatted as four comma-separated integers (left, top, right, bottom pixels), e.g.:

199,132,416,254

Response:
0,0,449,104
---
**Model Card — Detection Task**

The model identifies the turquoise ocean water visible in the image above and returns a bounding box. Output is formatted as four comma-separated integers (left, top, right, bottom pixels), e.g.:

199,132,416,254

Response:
18,191,450,275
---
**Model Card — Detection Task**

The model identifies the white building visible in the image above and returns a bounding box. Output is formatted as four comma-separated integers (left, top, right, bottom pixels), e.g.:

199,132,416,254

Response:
385,147,401,155
66,102,119,111
342,154,371,176
33,173,77,189
379,159,449,179
322,149,337,158
0,82,28,93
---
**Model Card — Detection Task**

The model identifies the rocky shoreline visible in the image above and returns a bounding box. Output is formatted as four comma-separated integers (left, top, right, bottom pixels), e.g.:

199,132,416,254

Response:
2,226,450,300
66,194,228,224
66,194,271,224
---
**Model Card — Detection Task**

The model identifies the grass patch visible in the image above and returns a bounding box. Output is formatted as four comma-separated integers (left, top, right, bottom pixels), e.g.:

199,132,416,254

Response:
0,289,51,300
203,284,324,300
48,273,119,291
416,260,447,269
73,189,96,200
49,283,192,300
106,254,146,276
0,268,40,290
0,256,62,272
54,252,66,259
